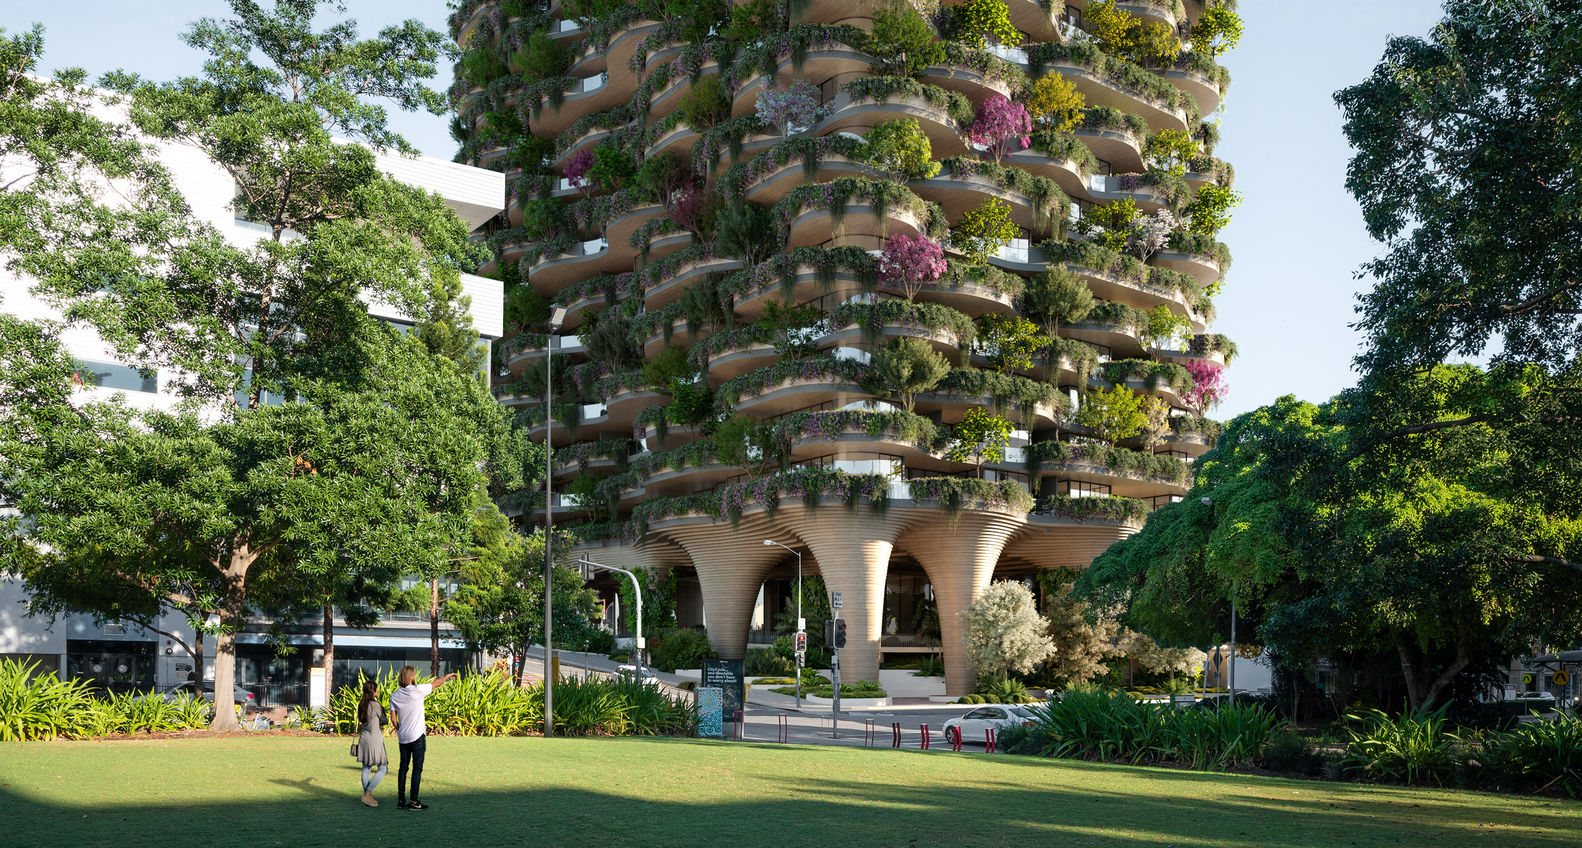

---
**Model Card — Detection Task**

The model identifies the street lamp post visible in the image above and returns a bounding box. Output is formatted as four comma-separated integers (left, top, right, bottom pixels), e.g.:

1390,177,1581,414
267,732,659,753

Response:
544,307,567,738
763,540,803,708
577,557,643,680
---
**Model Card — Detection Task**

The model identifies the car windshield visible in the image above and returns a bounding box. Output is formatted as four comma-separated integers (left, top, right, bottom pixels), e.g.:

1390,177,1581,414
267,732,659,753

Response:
1010,707,1037,719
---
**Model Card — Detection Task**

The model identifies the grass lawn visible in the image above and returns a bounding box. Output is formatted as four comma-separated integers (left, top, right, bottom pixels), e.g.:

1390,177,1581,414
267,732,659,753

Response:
2,735,1581,847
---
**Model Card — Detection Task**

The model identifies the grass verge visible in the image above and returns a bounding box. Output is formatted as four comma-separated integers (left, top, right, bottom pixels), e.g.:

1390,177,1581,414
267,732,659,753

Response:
1,735,1580,846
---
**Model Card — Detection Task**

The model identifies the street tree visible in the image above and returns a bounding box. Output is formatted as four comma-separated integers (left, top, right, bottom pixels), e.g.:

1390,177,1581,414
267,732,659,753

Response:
959,580,1055,683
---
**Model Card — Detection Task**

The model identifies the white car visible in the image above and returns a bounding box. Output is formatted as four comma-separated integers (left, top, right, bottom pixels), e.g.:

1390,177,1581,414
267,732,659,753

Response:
614,665,661,688
941,704,1039,746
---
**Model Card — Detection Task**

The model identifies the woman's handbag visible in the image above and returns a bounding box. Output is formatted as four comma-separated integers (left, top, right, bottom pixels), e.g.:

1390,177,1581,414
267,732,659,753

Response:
349,742,359,758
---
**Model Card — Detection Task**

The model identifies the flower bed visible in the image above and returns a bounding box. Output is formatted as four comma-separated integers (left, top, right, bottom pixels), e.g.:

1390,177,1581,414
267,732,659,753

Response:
906,476,1034,514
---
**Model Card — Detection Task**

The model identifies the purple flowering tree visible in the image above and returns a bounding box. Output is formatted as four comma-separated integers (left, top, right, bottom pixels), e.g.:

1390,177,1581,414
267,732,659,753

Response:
755,79,831,137
968,94,1031,163
1182,359,1228,414
878,234,947,301
564,146,596,197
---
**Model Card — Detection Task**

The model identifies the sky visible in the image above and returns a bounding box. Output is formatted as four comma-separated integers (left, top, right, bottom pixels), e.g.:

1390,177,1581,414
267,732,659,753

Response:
13,0,1450,420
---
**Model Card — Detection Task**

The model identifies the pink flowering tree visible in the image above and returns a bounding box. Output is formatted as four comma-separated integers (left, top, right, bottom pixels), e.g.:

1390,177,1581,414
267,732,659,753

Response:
1182,359,1228,414
756,79,831,137
968,94,1031,163
878,233,947,301
564,147,596,197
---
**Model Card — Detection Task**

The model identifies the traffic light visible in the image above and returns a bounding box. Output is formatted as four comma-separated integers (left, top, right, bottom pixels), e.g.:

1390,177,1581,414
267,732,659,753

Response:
824,619,834,647
834,618,847,649
794,631,807,654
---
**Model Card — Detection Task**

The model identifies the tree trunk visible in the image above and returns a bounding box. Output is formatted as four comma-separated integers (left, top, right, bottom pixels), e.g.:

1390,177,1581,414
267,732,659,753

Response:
1396,635,1472,711
430,577,441,679
322,603,335,705
209,543,253,731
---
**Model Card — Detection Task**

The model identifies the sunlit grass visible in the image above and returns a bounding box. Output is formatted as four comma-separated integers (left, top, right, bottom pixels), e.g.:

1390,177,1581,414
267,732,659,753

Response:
1,735,1580,847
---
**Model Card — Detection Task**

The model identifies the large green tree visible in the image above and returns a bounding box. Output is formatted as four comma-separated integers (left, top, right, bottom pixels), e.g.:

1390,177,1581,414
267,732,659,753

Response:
1080,372,1582,711
444,509,602,685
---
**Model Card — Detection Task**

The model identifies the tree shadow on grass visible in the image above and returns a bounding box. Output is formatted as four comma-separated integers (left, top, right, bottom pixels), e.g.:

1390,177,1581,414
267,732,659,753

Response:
0,737,1578,848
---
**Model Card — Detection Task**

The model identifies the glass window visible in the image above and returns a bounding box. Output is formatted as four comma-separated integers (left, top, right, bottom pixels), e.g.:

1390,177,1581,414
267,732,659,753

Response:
73,361,157,394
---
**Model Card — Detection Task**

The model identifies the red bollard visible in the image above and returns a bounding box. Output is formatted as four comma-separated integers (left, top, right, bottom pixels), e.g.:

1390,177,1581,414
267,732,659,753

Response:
951,726,962,752
920,724,930,750
985,728,996,753
891,722,902,748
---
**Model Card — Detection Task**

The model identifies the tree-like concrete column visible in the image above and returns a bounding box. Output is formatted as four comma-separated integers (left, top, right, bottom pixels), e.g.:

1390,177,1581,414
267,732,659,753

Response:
661,517,784,661
898,513,1027,696
785,507,918,684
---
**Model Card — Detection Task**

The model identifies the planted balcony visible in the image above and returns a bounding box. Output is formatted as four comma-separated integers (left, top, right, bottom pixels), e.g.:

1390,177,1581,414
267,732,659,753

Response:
1025,41,1198,131
774,177,947,249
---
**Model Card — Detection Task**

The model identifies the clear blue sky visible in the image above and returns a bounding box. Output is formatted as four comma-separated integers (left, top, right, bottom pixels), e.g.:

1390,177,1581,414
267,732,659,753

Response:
13,0,1449,419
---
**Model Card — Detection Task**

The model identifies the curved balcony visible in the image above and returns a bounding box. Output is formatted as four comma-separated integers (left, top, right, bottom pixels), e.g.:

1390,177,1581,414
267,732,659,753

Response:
648,124,699,167
743,152,885,207
642,321,721,359
547,17,586,42
553,125,618,174
704,342,778,382
1036,58,1190,133
810,92,971,159
919,63,1017,103
646,63,725,122
1000,146,1092,202
909,170,1057,236
1159,63,1225,117
604,385,668,434
1154,249,1223,286
1058,255,1196,316
1158,428,1214,458
913,392,1063,431
1098,371,1186,409
1063,318,1148,360
966,350,1088,387
728,45,875,117
786,202,928,250
1074,125,1145,173
639,419,706,452
731,374,870,418
505,334,589,375
814,318,966,364
518,235,619,293
643,255,744,312
1027,455,1189,500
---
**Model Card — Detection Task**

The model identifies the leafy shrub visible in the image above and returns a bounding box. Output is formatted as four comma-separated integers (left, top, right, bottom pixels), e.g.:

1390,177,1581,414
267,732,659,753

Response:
311,669,693,738
975,677,1035,704
1339,707,1459,785
648,627,720,672
0,659,210,740
1501,716,1582,796
745,647,795,677
914,654,945,678
1262,730,1325,775
998,723,1047,755
1165,703,1280,769
956,693,986,704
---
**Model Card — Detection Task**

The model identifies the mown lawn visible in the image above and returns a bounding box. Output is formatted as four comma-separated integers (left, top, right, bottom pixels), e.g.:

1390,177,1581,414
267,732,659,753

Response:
1,734,1579,847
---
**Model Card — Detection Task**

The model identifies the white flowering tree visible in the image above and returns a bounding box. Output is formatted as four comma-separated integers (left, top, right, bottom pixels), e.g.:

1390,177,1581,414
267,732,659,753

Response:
959,580,1055,682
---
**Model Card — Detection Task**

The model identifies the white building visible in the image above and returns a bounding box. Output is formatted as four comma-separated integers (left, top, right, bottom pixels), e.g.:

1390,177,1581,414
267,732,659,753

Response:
1,117,507,710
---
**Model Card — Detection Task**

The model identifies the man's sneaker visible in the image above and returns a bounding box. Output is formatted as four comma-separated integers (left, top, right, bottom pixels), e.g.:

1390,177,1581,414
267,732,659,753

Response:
406,801,429,811
396,800,408,809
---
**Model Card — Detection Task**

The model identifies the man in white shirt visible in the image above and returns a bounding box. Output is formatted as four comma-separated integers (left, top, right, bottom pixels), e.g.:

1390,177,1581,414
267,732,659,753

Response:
388,665,456,810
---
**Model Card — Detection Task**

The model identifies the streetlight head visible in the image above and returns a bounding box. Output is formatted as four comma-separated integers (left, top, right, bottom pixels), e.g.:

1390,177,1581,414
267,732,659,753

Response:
548,306,568,333
1201,496,1214,506
763,539,774,545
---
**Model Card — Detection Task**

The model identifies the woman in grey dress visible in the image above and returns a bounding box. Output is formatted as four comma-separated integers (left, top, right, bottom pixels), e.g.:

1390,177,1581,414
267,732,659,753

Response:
356,680,389,807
